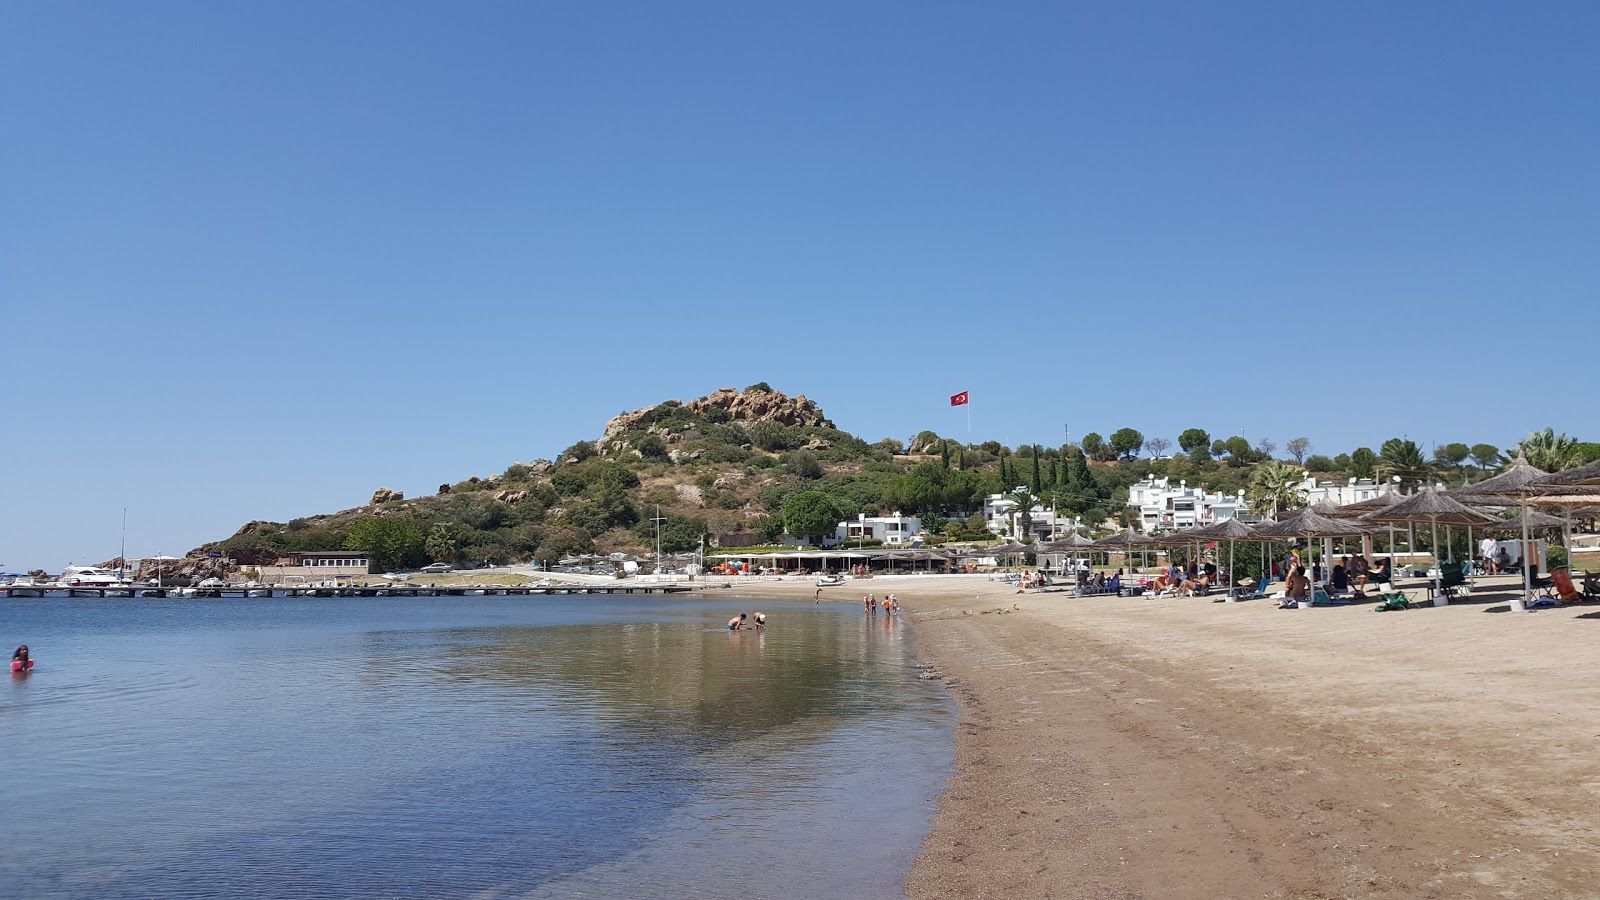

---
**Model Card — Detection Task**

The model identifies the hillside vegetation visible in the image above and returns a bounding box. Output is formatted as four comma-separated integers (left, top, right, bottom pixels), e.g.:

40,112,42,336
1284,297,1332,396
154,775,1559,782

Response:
194,385,1597,572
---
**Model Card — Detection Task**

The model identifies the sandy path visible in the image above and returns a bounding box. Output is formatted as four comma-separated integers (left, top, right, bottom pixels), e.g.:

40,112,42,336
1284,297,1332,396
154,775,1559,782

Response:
705,574,1600,898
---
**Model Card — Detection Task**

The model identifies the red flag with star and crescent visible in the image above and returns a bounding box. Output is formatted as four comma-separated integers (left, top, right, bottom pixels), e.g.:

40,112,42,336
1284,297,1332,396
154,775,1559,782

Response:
950,391,969,407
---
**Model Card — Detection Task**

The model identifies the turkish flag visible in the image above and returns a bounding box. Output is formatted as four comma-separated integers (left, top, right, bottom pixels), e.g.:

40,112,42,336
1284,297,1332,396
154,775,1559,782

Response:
950,391,969,407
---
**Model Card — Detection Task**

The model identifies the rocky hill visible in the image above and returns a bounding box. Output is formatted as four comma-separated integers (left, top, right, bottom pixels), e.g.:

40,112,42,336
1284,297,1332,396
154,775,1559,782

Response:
193,383,1298,574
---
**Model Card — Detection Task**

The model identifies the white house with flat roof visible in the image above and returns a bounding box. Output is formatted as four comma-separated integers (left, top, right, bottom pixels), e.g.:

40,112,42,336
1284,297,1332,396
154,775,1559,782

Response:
1299,475,1400,507
1127,476,1253,532
980,492,1083,541
835,512,922,546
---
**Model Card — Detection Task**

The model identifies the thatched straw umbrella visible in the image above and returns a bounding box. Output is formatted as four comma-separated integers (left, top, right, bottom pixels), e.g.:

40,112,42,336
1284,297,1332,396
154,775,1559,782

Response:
1038,532,1098,576
1188,517,1260,597
1252,510,1368,594
1529,458,1600,489
1449,452,1558,609
1364,487,1497,600
1091,530,1158,576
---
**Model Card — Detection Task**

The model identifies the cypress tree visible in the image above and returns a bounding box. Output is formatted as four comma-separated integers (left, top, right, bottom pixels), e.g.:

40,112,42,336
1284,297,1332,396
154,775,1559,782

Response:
1031,445,1043,493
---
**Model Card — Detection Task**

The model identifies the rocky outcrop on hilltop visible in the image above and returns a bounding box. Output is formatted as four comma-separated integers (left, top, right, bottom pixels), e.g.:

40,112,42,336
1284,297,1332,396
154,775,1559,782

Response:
371,488,404,504
603,385,832,439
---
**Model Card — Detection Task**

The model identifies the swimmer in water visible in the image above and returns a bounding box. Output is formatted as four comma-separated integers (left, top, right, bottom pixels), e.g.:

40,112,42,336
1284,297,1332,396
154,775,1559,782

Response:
11,645,33,672
755,612,766,629
728,613,747,631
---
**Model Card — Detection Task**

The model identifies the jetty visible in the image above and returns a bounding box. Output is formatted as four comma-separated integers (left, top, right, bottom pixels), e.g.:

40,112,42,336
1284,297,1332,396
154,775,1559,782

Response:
0,584,695,600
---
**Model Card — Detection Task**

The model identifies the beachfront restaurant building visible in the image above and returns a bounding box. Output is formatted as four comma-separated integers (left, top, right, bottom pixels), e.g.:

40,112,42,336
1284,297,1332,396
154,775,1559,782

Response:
258,551,373,582
1127,476,1252,532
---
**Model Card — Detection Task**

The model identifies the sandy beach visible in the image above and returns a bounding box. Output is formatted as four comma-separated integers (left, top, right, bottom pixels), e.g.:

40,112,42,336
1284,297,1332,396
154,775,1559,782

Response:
708,573,1600,898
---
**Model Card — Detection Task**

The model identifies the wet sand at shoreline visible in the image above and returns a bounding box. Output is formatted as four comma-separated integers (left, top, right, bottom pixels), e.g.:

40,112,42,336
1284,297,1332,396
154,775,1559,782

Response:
707,573,1600,898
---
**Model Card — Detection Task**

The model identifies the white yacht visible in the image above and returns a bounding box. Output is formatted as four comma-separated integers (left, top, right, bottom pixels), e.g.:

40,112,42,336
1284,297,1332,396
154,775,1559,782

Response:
60,565,126,587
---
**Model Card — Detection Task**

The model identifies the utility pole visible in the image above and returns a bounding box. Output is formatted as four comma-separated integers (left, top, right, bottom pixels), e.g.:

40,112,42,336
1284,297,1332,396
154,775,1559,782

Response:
652,505,667,576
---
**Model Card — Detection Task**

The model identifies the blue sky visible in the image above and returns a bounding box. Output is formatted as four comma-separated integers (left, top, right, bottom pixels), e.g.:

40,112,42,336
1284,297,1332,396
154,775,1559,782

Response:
2,1,1595,569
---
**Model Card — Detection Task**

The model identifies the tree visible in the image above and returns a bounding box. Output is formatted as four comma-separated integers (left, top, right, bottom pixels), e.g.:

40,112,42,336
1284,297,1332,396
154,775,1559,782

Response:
1470,443,1501,470
1348,447,1377,479
633,433,670,462
1030,445,1043,493
1178,428,1211,455
1512,428,1583,472
425,522,469,563
1080,432,1105,461
1377,438,1435,490
1434,442,1470,470
533,526,592,568
345,517,426,572
1222,436,1253,467
1144,437,1171,459
560,440,596,463
1285,437,1312,464
1005,489,1038,538
787,450,823,479
1247,460,1306,517
1109,428,1144,460
782,491,843,542
1254,437,1277,460
1304,454,1335,471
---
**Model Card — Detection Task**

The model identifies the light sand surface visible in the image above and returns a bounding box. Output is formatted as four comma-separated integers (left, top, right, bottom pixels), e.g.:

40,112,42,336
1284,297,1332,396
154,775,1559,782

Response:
702,573,1600,898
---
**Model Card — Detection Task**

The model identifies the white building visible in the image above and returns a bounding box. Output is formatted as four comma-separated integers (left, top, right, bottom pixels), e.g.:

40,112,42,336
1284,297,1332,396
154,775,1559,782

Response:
1299,475,1398,507
834,511,923,546
980,492,1083,541
1126,476,1252,532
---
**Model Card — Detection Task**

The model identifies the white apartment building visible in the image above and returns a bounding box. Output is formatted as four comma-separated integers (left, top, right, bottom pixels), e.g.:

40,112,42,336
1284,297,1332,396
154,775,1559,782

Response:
834,511,923,546
1126,476,1252,532
980,492,1083,541
1299,475,1399,507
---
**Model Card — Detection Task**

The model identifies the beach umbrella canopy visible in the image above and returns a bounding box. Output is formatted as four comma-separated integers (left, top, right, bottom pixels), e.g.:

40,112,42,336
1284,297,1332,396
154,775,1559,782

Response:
1480,510,1566,533
1332,492,1403,517
1253,509,1368,539
1530,458,1600,489
1091,531,1157,552
1190,518,1259,541
1037,533,1097,556
1281,500,1345,520
1449,452,1552,503
1363,487,1501,529
1362,487,1497,596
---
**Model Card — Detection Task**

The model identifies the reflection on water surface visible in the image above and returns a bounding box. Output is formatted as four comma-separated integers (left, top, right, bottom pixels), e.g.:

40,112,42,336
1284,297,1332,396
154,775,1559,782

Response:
3,595,952,899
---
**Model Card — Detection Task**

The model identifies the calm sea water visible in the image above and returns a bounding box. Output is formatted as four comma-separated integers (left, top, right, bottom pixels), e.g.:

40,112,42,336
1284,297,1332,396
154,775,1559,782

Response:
1,595,953,899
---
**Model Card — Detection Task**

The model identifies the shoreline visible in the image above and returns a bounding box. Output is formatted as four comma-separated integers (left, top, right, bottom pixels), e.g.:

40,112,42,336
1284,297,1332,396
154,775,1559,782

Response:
700,573,1600,898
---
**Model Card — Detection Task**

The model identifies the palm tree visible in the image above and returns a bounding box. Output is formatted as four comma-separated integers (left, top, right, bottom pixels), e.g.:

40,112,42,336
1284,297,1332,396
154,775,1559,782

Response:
1005,488,1038,539
1509,428,1582,473
1247,460,1306,518
1377,438,1435,492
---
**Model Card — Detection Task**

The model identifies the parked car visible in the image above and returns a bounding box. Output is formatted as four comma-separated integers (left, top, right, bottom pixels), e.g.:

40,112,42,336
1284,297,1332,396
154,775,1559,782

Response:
420,563,453,574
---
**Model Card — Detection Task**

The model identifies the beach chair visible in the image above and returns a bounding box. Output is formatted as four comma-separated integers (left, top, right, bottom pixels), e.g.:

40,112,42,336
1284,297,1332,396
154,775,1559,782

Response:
1543,567,1584,606
1372,592,1411,612
1438,562,1470,602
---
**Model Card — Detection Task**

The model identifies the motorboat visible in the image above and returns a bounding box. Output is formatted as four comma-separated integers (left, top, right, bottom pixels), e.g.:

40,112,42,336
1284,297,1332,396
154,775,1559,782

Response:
60,565,126,587
816,574,847,587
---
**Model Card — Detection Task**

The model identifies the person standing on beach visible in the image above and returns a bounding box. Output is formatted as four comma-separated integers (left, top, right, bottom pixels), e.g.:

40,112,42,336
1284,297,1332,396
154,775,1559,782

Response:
814,587,822,603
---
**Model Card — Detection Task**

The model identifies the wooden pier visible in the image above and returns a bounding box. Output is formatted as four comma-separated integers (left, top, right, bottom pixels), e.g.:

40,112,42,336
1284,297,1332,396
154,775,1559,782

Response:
0,584,695,600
